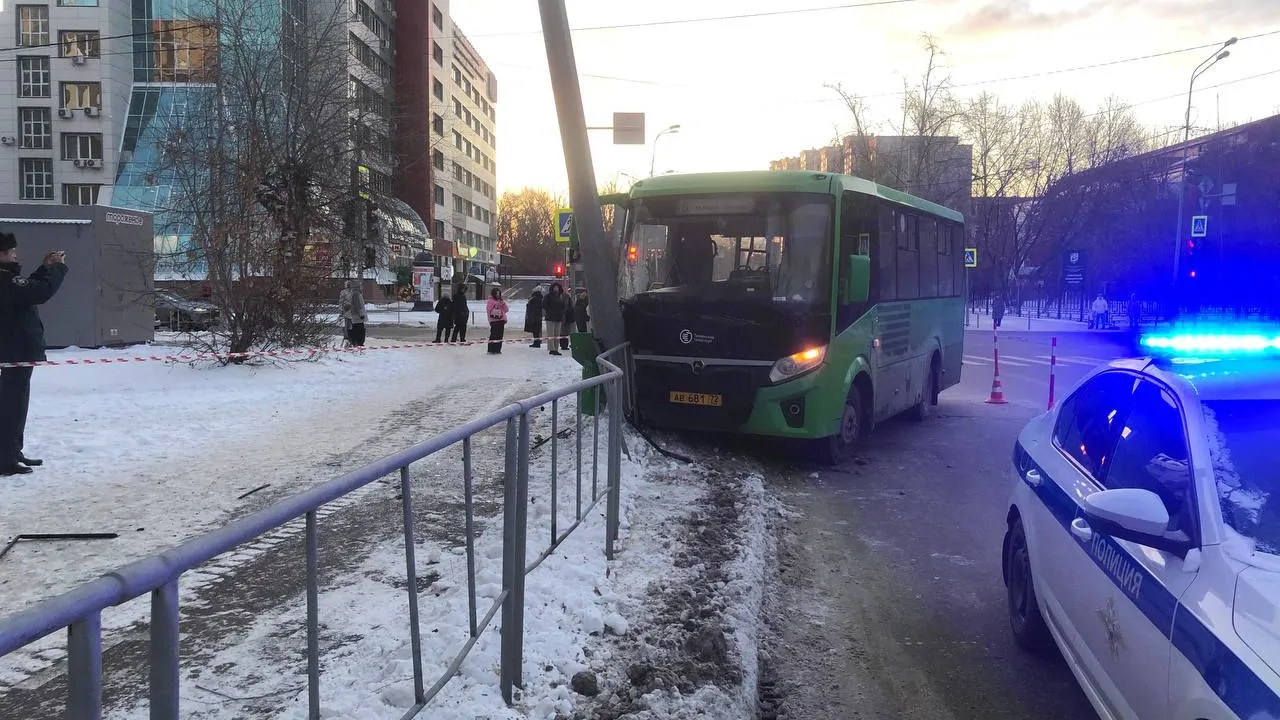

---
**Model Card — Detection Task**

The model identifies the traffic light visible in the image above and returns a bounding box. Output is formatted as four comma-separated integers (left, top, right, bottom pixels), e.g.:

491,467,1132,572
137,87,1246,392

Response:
1185,239,1197,279
627,244,638,264
567,246,581,264
553,263,565,278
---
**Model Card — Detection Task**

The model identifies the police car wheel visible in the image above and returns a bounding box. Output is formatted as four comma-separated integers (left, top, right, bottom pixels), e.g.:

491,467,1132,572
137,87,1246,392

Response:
1004,517,1052,653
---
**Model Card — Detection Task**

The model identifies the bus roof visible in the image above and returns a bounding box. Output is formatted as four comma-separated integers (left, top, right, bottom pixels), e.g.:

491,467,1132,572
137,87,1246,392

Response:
626,170,965,224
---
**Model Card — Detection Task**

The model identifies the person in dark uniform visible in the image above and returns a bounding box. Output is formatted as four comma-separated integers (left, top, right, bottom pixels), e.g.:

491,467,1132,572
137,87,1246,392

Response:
0,232,68,476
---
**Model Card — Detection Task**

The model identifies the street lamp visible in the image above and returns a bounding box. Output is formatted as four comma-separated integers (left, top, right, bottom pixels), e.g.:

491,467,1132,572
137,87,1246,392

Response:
649,124,681,177
1172,38,1235,284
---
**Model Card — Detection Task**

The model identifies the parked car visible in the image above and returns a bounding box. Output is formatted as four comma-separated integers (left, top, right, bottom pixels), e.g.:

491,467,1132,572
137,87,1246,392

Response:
154,290,219,331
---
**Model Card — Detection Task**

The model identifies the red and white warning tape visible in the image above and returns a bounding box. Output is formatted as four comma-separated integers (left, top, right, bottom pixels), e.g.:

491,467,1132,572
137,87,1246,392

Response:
0,334,577,369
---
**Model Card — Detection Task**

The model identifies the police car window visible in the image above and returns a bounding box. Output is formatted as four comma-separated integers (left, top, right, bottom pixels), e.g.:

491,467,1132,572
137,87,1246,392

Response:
1104,380,1195,536
1054,372,1138,478
1202,399,1280,555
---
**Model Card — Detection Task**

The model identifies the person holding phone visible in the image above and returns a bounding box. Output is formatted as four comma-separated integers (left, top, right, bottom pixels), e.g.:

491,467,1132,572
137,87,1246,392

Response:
0,233,68,475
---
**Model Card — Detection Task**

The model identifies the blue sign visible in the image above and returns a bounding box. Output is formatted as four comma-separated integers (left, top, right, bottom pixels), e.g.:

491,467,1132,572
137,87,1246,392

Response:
964,248,978,268
556,209,574,243
1191,215,1208,238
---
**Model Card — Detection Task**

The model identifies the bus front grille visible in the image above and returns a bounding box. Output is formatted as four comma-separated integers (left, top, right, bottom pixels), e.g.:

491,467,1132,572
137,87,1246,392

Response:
634,361,767,430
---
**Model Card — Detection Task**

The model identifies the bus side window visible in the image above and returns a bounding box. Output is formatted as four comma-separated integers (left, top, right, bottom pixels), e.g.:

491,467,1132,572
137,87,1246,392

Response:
838,191,875,328
937,222,954,296
919,217,938,298
877,204,897,302
897,214,920,300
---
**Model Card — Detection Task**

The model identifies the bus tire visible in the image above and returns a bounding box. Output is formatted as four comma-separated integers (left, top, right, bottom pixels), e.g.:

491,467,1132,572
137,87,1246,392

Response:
908,353,940,422
815,384,865,465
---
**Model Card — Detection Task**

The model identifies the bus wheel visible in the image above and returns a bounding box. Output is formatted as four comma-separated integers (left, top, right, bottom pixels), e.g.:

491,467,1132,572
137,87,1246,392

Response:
815,384,865,465
909,354,940,421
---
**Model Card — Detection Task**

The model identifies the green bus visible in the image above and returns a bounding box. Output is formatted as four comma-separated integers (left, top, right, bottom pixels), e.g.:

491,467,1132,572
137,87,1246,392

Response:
608,170,967,464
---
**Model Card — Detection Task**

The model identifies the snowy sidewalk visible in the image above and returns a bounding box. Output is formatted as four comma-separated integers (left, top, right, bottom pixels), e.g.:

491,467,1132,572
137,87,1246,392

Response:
0,342,770,720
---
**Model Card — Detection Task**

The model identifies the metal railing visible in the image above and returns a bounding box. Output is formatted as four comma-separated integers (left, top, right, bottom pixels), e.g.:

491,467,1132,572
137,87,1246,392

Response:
0,344,633,719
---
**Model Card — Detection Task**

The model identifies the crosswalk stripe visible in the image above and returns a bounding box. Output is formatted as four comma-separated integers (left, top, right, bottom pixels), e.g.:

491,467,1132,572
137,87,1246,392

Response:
965,354,1108,369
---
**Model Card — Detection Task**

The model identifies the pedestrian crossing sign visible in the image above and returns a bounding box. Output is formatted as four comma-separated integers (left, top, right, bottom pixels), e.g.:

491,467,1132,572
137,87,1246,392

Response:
1191,215,1208,238
556,209,574,243
964,248,978,268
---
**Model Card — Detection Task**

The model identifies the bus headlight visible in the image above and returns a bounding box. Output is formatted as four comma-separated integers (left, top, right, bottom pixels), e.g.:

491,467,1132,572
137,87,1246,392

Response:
769,346,826,384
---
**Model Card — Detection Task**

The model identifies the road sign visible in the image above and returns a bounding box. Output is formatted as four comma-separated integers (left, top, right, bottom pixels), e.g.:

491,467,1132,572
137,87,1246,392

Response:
1191,215,1208,238
1063,249,1085,286
612,112,646,145
964,248,978,268
556,209,574,243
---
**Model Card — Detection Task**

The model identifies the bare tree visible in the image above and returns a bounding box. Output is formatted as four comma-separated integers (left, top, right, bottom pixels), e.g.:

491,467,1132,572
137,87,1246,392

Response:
495,188,561,275
142,0,423,360
827,35,969,209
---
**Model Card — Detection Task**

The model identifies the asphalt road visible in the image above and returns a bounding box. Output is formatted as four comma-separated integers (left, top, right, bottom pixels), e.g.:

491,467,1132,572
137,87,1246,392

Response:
760,329,1134,720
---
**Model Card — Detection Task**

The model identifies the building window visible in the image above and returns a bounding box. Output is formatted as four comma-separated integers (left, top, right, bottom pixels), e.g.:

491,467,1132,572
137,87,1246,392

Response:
433,220,444,238
63,183,100,205
432,150,444,170
134,21,219,83
434,184,445,205
452,162,463,181
433,79,443,101
432,42,443,65
432,113,443,136
454,98,462,118
61,133,103,161
61,82,101,109
432,5,443,29
58,0,100,5
453,194,464,213
18,56,51,98
19,158,54,200
453,66,462,85
17,6,50,47
453,130,462,150
60,30,100,57
19,108,52,150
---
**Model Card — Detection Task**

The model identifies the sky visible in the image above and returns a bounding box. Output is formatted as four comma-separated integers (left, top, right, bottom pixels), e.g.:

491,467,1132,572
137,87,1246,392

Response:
446,0,1280,197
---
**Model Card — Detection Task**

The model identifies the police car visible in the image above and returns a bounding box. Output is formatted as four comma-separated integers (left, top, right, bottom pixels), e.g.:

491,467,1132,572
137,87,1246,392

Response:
1002,330,1280,719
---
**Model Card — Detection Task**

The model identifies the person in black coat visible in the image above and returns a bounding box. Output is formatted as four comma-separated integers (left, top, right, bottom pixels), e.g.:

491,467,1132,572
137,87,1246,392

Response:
449,284,470,342
524,285,545,348
0,232,68,476
542,282,567,355
433,293,454,343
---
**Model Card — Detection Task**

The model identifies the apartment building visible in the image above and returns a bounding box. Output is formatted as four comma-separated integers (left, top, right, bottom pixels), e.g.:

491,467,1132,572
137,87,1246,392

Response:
0,1,131,207
416,0,498,284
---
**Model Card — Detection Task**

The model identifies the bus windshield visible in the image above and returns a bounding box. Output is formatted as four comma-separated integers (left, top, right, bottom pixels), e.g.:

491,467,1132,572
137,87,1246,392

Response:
621,193,833,305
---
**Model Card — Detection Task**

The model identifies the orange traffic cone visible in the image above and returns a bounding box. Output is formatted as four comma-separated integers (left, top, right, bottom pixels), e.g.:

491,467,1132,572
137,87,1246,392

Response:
987,327,1008,404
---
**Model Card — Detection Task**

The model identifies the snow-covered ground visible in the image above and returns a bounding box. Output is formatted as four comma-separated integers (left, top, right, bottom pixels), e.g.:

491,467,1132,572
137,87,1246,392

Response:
0,338,767,719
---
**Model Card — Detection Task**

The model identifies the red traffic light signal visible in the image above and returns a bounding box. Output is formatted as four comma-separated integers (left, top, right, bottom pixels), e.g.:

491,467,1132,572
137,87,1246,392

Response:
627,244,638,264
553,263,565,278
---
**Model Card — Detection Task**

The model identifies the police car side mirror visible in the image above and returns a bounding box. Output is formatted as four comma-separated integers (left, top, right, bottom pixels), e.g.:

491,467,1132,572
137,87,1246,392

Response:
1081,488,1192,556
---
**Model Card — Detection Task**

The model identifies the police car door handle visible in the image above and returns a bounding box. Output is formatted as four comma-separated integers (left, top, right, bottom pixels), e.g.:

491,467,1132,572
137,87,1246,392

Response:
1023,469,1042,487
1070,517,1094,543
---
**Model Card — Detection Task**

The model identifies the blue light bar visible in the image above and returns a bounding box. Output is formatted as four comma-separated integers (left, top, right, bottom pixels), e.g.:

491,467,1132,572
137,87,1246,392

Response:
1140,332,1280,356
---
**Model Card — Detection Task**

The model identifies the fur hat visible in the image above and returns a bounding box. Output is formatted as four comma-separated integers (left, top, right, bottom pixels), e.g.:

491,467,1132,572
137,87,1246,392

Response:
0,232,15,253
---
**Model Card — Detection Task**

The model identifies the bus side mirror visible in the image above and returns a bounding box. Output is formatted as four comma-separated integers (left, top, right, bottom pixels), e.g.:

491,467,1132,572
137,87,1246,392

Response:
846,255,870,304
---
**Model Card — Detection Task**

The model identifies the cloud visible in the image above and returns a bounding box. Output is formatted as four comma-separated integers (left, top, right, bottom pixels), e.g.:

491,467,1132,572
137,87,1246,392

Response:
949,0,1110,37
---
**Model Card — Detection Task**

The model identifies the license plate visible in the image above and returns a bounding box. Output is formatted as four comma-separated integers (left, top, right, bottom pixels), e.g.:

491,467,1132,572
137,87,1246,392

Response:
669,391,723,407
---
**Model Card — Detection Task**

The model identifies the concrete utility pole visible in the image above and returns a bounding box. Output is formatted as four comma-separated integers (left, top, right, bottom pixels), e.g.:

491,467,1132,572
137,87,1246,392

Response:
536,0,625,351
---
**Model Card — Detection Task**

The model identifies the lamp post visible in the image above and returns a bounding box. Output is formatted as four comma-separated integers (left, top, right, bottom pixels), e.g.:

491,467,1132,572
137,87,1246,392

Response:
1172,38,1235,284
649,124,680,177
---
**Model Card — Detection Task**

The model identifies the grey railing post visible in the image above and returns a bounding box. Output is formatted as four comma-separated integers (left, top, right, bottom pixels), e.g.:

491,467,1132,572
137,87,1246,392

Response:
67,613,103,720
550,399,559,544
500,417,519,704
605,374,624,561
150,580,181,720
305,510,320,719
512,412,531,688
462,438,478,638
399,465,426,703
